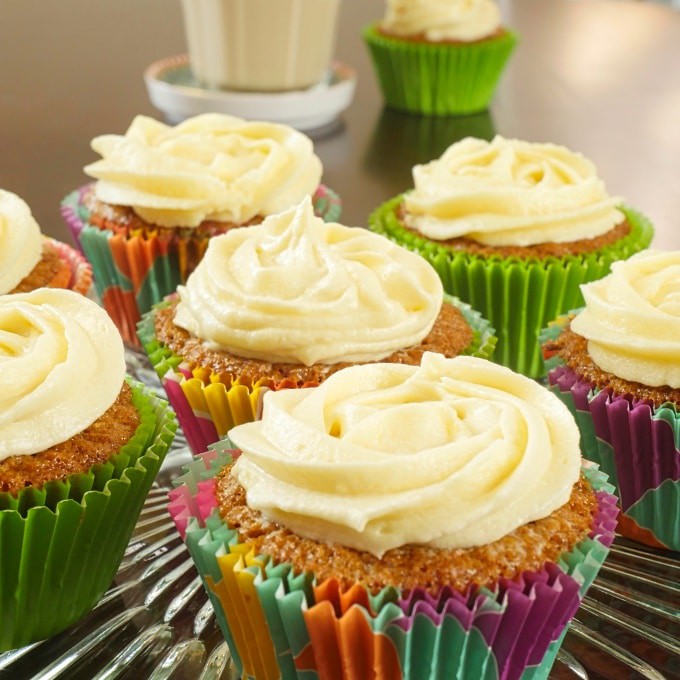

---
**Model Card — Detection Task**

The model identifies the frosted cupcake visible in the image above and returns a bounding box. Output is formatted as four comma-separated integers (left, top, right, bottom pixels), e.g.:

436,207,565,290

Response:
170,353,618,680
61,113,340,345
1,189,91,297
543,250,679,550
363,0,517,115
0,288,176,651
139,197,496,454
369,135,654,377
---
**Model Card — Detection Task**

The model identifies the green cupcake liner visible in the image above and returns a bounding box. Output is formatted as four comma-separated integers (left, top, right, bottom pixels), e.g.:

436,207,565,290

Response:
0,382,177,651
363,24,518,116
370,197,654,378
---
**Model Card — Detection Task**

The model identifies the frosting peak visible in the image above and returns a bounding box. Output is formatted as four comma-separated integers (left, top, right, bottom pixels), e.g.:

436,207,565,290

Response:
571,249,680,388
0,190,42,295
84,113,322,228
382,0,502,42
404,136,624,246
229,353,581,556
0,288,127,460
173,197,443,365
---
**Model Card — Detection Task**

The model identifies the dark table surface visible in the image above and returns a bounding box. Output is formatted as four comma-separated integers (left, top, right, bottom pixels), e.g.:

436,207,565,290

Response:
1,0,679,250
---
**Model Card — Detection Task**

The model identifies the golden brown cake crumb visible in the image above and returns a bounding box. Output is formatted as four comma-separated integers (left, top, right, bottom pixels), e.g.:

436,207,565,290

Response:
83,185,260,236
398,203,631,259
376,25,507,45
0,382,140,495
10,241,71,293
153,299,474,388
216,465,597,595
546,326,680,408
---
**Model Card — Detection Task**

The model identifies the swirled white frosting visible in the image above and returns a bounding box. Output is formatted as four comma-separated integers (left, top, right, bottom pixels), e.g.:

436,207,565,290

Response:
404,136,624,247
174,197,443,365
0,288,127,460
571,250,680,388
382,0,502,42
84,113,322,228
229,353,581,556
0,190,43,295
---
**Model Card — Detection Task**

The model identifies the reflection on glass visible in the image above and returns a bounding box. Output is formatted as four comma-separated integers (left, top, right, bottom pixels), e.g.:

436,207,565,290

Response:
363,107,495,190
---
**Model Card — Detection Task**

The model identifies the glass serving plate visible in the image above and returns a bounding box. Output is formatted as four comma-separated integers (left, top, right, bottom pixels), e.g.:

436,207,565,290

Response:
1,352,678,680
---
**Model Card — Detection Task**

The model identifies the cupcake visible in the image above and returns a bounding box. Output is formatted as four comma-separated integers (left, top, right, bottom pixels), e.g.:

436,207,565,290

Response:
369,135,654,378
0,288,176,651
60,113,340,346
363,0,518,115
542,250,679,551
1,189,91,296
139,197,496,455
169,353,618,680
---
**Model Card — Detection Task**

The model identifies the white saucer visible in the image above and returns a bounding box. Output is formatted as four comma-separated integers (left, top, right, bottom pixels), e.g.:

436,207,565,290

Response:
144,55,356,132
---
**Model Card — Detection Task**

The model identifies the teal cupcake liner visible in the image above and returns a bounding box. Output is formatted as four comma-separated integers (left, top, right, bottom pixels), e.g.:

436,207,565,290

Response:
369,197,654,378
363,24,518,116
0,382,177,651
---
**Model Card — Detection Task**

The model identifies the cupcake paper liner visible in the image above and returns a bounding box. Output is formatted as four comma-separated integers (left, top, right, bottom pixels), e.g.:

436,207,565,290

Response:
363,24,518,116
0,382,177,651
168,446,617,680
60,184,341,347
48,238,93,296
370,197,654,378
546,358,680,551
138,294,497,455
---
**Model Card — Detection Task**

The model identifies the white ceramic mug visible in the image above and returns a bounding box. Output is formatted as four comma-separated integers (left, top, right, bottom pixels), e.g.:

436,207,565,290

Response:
181,0,341,91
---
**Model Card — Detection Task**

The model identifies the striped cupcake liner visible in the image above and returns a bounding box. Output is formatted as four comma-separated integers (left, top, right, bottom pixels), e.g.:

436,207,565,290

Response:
138,294,497,455
169,447,617,680
48,238,93,296
369,197,654,379
60,184,341,347
363,25,518,116
542,317,680,551
0,381,177,651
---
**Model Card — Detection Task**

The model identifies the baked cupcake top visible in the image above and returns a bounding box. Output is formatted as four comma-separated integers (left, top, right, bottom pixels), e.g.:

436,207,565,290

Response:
570,249,680,389
403,136,623,246
84,113,323,228
0,288,126,459
229,352,581,557
173,197,444,366
0,190,42,295
381,0,502,42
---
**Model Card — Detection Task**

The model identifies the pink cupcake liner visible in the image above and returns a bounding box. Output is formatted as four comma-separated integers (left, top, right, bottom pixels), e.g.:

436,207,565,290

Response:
49,238,93,295
549,364,680,550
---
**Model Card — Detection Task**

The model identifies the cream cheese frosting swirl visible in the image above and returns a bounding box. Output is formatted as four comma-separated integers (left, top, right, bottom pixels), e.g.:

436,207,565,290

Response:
84,113,322,228
571,250,680,388
0,288,126,460
0,190,42,295
404,136,624,246
230,353,581,556
174,197,443,365
382,0,502,42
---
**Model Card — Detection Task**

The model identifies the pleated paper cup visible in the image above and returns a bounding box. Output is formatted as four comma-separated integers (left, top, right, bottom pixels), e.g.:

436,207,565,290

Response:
0,382,177,651
138,294,497,455
169,446,617,680
370,196,654,378
363,24,518,116
48,238,93,296
543,316,680,551
60,184,341,347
